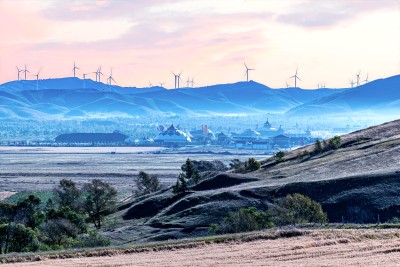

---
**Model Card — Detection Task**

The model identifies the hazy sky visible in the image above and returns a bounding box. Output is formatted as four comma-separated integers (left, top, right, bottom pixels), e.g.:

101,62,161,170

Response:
0,0,399,89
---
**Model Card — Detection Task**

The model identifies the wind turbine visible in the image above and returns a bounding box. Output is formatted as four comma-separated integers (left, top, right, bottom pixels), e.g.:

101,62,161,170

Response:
177,72,182,88
23,64,30,80
148,81,153,87
244,63,254,82
172,72,182,89
349,79,356,88
107,69,116,86
159,82,165,87
72,62,79,77
16,66,23,80
33,68,41,90
186,77,190,87
94,66,104,82
364,73,369,84
83,73,90,88
191,77,195,88
356,70,361,87
285,82,290,88
290,68,301,88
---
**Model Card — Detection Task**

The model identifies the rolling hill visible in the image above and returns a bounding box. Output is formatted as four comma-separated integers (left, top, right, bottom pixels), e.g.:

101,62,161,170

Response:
0,78,344,119
104,119,400,244
286,75,400,116
0,75,398,119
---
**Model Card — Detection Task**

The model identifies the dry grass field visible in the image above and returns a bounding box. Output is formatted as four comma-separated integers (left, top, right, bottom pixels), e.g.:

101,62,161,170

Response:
2,229,400,267
0,146,265,194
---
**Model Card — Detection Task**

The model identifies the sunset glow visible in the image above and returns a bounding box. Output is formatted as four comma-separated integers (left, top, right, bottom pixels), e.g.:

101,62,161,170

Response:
0,0,399,88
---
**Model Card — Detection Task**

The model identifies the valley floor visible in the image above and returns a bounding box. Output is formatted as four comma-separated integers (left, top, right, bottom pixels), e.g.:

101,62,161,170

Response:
3,229,400,267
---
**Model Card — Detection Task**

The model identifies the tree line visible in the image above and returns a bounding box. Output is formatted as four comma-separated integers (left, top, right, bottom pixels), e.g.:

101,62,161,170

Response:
0,179,116,253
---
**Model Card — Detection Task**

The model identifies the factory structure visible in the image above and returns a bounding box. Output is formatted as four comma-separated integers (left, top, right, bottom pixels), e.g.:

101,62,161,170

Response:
50,119,315,151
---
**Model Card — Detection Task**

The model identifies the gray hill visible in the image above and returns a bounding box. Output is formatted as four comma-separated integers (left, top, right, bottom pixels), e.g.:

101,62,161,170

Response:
105,119,400,243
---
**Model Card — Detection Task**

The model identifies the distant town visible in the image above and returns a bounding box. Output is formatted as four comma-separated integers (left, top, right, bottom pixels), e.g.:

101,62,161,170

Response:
3,119,366,153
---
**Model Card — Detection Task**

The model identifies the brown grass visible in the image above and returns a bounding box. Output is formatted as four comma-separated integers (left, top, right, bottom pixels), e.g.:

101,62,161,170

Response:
2,229,400,266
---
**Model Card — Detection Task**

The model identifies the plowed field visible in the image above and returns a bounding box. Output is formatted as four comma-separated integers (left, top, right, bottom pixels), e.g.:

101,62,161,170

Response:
3,229,400,267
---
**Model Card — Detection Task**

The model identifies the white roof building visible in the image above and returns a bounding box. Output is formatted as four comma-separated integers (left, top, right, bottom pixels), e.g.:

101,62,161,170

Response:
154,124,191,143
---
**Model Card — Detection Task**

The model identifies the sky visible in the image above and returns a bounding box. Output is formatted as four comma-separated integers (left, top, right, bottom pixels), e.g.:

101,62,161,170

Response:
0,0,399,89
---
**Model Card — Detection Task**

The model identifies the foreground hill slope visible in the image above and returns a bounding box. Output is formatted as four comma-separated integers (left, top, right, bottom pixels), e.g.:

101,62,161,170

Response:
106,120,400,244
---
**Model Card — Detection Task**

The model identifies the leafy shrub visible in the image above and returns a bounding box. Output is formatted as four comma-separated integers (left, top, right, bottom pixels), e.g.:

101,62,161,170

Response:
191,160,228,172
71,231,111,248
328,136,341,150
210,207,273,234
275,151,285,162
269,193,328,226
314,140,323,153
230,158,261,173
39,219,78,247
244,158,261,172
229,159,245,173
386,217,400,224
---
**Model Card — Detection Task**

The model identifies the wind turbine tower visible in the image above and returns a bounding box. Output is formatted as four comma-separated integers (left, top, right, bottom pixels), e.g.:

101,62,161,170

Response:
33,69,41,90
356,71,361,87
107,69,116,86
72,62,79,77
349,79,356,88
244,63,254,82
290,69,301,88
94,66,104,82
16,66,22,80
83,73,90,88
172,72,182,89
23,64,29,80
191,77,195,88
186,77,190,88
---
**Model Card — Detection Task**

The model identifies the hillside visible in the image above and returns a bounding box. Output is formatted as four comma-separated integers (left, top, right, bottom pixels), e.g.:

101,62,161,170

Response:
0,78,343,119
104,119,400,244
286,74,400,116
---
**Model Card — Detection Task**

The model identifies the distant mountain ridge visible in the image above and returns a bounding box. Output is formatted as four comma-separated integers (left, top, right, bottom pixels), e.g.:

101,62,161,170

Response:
286,75,400,116
0,75,398,119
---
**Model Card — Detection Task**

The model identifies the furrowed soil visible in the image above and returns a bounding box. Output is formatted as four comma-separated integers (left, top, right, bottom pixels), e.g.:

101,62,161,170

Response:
3,229,400,267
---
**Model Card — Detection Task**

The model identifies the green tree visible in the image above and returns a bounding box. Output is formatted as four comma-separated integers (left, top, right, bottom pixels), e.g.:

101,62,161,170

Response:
0,223,39,253
328,136,341,150
14,195,44,229
269,193,328,226
53,179,82,211
314,139,323,153
173,173,188,195
135,171,162,197
275,151,285,162
0,202,16,224
245,158,261,171
82,179,118,229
